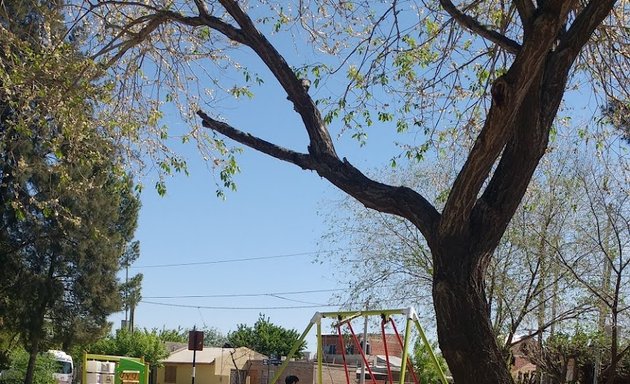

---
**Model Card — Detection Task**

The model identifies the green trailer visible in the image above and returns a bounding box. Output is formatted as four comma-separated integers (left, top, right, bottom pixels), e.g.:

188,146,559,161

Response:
82,353,149,384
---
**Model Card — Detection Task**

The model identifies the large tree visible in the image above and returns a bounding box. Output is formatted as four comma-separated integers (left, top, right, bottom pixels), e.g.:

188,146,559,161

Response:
0,2,141,383
555,142,629,384
320,133,589,346
74,1,625,383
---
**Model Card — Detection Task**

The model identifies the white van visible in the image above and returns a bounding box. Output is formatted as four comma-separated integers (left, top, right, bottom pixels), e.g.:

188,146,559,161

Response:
48,350,73,384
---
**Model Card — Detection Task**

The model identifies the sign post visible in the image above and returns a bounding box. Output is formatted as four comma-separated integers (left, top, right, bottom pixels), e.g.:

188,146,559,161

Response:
188,328,204,384
262,358,282,384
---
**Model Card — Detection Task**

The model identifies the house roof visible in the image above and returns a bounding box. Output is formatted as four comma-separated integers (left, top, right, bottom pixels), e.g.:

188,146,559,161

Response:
161,347,266,365
164,342,188,353
375,355,402,368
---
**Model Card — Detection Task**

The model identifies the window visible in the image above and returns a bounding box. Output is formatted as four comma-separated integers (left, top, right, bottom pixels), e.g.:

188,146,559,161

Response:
165,366,177,383
230,369,247,384
56,361,73,374
325,344,336,354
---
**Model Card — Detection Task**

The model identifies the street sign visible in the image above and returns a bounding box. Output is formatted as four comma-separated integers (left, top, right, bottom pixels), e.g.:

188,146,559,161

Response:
188,330,204,351
262,359,282,366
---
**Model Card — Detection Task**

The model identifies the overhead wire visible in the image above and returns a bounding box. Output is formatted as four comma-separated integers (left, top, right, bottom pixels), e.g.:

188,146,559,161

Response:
140,300,336,310
143,288,345,299
131,247,362,269
140,293,427,310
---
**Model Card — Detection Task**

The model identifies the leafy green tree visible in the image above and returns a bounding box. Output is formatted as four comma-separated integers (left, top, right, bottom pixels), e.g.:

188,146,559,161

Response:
553,139,630,384
530,329,630,384
199,327,228,348
0,2,141,383
227,314,305,357
321,133,587,348
411,339,449,384
156,327,188,343
0,349,56,384
87,329,168,368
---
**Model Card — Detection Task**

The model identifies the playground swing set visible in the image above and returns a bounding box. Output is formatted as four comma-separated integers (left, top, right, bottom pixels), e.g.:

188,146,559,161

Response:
269,307,448,384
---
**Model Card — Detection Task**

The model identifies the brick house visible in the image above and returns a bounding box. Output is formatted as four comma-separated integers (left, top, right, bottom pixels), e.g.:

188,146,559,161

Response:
249,360,348,384
320,334,407,384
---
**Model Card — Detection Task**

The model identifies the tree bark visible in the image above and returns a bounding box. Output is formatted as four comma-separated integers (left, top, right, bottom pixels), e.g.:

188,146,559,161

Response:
24,347,39,384
24,313,44,384
432,240,514,384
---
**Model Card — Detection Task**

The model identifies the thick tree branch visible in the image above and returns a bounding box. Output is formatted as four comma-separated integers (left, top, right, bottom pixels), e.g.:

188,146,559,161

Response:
196,110,441,243
217,0,337,159
513,0,535,24
439,3,574,238
439,0,521,54
557,0,618,61
196,110,314,170
471,0,618,252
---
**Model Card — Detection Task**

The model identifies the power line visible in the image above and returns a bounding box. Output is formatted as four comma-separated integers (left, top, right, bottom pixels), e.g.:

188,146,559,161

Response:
143,288,344,299
132,248,360,269
140,300,337,310
140,295,426,311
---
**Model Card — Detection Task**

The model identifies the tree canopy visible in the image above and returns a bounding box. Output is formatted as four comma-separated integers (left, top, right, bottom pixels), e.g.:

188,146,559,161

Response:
8,1,627,383
227,314,306,358
87,329,169,367
0,2,141,383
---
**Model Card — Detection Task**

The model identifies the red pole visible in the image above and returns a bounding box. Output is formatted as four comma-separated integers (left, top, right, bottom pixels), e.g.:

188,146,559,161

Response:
337,323,352,384
347,321,378,384
381,317,394,384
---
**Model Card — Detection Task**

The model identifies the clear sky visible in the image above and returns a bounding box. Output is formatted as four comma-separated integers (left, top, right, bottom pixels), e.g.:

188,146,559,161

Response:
107,32,406,351
109,115,404,352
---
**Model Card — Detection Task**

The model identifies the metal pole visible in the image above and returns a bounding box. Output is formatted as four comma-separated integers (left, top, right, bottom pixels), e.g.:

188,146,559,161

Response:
124,265,129,328
360,300,369,384
317,321,323,384
270,317,317,384
192,327,197,384
410,309,448,384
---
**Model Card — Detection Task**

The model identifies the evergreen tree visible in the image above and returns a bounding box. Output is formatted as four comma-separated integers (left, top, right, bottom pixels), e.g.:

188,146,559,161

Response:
0,2,141,383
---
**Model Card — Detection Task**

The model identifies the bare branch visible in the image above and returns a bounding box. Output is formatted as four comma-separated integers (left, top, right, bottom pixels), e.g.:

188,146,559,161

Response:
439,0,521,54
196,110,441,242
196,110,314,170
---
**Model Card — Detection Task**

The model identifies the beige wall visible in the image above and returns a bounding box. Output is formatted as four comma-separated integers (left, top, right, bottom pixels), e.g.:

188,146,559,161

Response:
157,348,264,384
157,363,226,384
248,361,349,384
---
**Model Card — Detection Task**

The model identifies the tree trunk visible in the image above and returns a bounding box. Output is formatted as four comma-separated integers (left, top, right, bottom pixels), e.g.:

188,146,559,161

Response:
433,240,514,384
130,303,135,332
24,340,39,384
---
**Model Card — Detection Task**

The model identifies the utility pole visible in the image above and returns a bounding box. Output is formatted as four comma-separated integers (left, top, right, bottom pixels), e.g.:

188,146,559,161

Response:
124,261,129,330
360,300,369,384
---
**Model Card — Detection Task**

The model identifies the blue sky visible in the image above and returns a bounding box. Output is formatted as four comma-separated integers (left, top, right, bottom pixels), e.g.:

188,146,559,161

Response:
110,117,403,352
108,44,405,352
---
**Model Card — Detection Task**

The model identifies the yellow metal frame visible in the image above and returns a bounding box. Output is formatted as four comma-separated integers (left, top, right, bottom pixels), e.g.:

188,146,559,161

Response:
269,307,448,384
